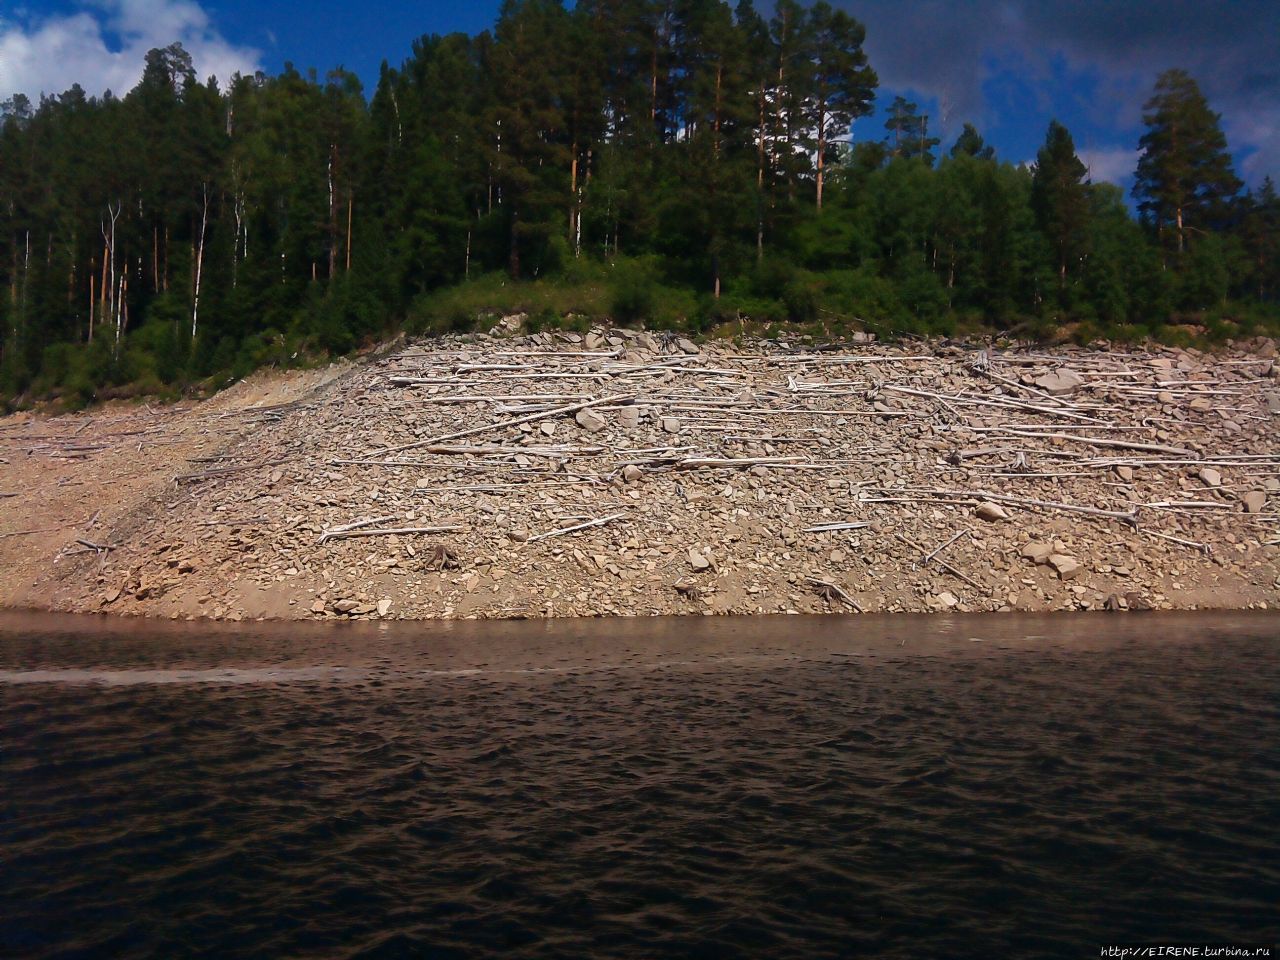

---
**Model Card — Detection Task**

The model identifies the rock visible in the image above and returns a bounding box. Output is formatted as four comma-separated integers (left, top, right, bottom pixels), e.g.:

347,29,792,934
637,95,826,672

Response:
622,465,644,482
673,577,699,596
103,585,122,605
1188,396,1213,412
585,332,604,349
1115,465,1134,482
1020,541,1053,565
1034,370,1085,395
661,416,680,433
575,409,607,433
334,599,359,613
975,501,1010,521
617,406,640,429
1124,591,1154,611
377,598,392,617
1199,467,1222,488
1242,490,1267,514
676,337,699,355
934,591,959,609
509,527,529,542
310,600,325,614
1103,594,1123,612
1048,554,1082,580
688,549,711,571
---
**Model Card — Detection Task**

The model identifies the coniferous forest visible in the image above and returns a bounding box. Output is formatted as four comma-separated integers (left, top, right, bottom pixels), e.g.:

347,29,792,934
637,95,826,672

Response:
1,0,1277,407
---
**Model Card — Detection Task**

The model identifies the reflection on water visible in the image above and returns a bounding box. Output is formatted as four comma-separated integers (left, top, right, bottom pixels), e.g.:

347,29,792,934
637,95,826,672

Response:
2,611,1278,959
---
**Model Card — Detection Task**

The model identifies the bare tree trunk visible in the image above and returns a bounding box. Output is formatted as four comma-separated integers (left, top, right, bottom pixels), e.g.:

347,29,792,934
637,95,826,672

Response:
327,149,338,278
192,183,208,340
345,190,353,273
816,108,826,211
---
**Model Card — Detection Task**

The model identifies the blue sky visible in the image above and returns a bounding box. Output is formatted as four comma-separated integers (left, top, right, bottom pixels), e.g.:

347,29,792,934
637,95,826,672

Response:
1,0,1276,190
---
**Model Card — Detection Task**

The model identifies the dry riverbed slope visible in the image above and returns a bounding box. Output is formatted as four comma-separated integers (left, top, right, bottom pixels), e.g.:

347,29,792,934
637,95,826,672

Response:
2,328,1278,621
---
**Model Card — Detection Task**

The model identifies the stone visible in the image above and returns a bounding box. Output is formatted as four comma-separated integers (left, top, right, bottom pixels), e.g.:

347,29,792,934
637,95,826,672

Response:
310,600,325,614
1034,370,1085,395
1198,467,1222,488
688,549,711,571
617,406,640,429
661,416,680,433
975,501,1010,521
934,591,959,608
1020,541,1053,565
575,409,607,433
377,598,393,617
676,337,699,355
622,465,644,482
1188,396,1213,412
1048,554,1082,580
1115,465,1134,482
1242,490,1267,514
540,421,556,437
334,599,359,613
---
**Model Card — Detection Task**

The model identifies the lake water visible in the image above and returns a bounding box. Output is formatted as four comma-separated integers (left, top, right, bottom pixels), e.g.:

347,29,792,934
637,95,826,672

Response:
2,611,1278,959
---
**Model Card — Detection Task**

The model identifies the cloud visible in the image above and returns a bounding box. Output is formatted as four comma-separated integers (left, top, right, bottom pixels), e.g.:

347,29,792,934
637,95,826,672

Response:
0,0,261,100
842,0,1279,184
1079,147,1139,186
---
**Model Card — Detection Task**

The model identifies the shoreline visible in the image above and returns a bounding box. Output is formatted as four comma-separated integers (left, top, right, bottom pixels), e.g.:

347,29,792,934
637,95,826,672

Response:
2,329,1277,622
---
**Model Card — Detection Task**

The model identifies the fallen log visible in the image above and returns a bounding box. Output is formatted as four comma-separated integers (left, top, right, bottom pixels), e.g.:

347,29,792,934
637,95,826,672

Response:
375,394,634,454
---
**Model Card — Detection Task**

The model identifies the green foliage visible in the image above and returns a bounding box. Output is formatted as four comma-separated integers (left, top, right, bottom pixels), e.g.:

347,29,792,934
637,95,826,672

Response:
0,23,1275,410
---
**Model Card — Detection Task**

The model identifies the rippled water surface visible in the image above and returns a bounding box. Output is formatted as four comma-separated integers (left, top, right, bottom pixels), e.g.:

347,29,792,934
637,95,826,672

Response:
2,611,1278,959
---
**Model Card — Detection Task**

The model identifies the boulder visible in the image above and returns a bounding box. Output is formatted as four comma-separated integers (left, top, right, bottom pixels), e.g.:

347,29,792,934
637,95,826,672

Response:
975,501,1010,521
575,409,607,433
1048,554,1082,580
1198,467,1222,488
1034,370,1085,395
1242,490,1267,514
1020,541,1053,565
676,337,699,355
622,465,644,482
661,416,680,433
617,406,641,429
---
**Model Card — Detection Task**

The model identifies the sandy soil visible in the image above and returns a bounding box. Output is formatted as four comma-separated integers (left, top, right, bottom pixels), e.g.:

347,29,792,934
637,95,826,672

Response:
2,329,1277,621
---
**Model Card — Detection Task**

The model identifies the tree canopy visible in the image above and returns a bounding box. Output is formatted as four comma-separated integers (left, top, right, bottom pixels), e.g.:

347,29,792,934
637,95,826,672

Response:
0,3,1274,408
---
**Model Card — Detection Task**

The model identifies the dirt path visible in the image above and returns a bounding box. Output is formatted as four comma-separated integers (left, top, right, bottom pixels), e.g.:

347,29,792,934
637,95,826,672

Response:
3,331,1278,621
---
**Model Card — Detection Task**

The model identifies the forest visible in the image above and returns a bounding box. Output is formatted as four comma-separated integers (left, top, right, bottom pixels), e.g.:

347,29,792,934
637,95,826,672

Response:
1,0,1277,407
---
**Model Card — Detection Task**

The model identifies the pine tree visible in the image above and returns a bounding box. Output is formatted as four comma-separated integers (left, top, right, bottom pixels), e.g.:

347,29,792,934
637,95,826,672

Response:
884,96,938,164
950,123,994,161
1032,120,1091,292
804,2,876,210
1133,69,1241,254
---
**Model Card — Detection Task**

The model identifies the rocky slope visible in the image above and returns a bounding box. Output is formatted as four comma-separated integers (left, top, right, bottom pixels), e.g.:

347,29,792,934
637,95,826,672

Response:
3,330,1278,620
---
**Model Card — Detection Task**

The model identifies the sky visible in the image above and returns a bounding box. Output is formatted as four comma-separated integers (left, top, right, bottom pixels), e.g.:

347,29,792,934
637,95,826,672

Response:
1,0,1276,192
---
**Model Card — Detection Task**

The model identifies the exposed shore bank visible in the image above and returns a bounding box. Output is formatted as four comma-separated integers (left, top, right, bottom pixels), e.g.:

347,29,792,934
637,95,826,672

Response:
2,330,1278,621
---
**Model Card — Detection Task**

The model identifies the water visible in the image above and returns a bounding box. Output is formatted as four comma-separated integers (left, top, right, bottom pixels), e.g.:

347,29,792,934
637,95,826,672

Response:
2,611,1277,959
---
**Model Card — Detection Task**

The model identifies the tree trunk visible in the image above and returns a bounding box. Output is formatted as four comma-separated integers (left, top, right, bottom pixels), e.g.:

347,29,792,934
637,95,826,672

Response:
192,184,208,340
345,190,353,273
816,108,826,211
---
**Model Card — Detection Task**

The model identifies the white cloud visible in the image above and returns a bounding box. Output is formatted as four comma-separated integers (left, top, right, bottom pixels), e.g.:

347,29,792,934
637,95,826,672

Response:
0,0,261,101
1079,147,1139,185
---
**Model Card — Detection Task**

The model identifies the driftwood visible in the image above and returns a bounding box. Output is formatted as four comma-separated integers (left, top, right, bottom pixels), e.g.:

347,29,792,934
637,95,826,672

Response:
806,576,861,610
803,521,872,533
527,513,625,542
317,524,463,544
376,394,634,454
895,533,981,588
175,458,289,484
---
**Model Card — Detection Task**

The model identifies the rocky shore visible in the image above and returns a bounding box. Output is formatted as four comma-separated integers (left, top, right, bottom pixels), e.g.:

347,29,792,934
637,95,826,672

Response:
2,329,1278,621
